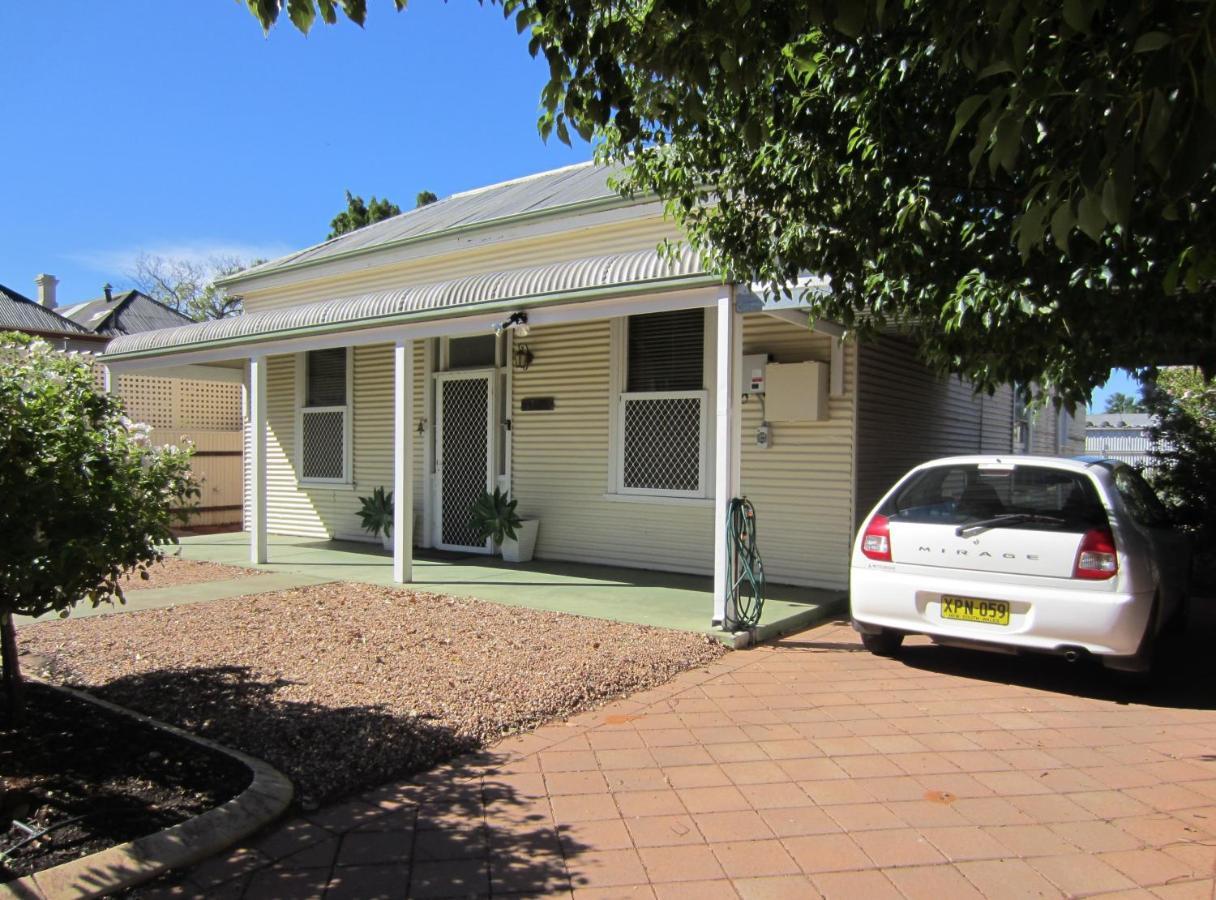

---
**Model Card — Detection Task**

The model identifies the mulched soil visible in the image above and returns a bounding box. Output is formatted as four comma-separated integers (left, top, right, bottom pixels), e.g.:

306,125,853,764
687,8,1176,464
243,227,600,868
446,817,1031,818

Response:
119,556,261,592
20,583,727,807
0,683,251,880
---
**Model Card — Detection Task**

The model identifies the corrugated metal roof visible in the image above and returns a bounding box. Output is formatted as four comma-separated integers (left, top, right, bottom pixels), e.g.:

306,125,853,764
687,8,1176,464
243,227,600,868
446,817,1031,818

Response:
229,161,628,282
0,283,93,335
105,245,710,359
61,291,192,336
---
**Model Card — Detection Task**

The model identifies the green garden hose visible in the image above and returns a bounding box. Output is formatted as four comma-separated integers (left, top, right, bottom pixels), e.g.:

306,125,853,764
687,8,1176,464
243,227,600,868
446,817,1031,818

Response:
726,496,765,630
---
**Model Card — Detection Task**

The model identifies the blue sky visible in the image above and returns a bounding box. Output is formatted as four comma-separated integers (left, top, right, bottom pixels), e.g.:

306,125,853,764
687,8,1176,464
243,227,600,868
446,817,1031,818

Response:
0,1,590,303
1,2,1132,409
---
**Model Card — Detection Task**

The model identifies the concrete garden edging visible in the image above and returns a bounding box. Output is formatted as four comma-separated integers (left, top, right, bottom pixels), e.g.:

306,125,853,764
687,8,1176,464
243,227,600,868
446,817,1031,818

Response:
1,679,293,900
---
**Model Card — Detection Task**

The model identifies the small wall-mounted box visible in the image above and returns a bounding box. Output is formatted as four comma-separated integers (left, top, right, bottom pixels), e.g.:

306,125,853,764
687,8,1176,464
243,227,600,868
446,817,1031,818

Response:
742,354,768,394
765,361,829,421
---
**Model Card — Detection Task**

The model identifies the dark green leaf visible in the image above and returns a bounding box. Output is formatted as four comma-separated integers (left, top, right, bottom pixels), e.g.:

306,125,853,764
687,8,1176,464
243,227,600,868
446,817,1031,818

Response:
1133,31,1171,53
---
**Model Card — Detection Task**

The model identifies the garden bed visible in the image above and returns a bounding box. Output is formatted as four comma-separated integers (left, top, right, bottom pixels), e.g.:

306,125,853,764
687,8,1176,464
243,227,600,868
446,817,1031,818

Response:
21,582,726,807
0,683,251,880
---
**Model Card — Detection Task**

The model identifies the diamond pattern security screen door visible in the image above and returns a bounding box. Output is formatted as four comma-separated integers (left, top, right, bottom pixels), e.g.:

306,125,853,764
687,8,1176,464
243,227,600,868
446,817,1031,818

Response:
437,374,492,552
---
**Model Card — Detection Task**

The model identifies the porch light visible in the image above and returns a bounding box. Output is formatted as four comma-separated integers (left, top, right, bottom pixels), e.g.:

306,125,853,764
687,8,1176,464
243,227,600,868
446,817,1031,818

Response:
495,310,529,336
512,342,535,372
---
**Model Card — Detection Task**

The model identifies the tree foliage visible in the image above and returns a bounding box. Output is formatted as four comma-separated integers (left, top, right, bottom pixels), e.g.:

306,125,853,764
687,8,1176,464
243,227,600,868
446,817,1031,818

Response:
329,190,402,238
1144,367,1216,587
131,253,254,320
416,190,439,207
1104,391,1146,414
247,0,1216,403
0,339,197,721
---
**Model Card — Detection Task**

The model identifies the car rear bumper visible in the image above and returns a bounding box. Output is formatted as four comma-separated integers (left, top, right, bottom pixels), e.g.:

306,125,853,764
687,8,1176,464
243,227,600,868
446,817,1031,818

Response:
849,566,1153,658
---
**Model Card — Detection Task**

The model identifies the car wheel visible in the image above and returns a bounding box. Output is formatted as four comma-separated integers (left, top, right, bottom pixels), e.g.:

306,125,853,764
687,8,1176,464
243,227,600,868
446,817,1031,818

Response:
860,630,904,656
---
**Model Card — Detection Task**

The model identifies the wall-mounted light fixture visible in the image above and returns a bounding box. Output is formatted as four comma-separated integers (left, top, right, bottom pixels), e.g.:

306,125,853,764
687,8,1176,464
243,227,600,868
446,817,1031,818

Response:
512,342,535,372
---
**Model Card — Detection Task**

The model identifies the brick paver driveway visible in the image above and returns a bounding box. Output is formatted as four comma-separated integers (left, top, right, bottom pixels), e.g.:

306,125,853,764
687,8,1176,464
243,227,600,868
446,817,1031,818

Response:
160,620,1216,899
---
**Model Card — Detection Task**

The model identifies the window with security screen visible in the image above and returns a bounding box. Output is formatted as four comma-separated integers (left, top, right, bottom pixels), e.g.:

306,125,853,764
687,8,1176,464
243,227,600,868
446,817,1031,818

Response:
300,348,350,483
618,310,708,496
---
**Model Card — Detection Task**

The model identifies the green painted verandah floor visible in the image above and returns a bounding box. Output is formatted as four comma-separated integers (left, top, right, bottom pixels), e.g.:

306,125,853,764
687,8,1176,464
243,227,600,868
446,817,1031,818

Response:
37,533,848,642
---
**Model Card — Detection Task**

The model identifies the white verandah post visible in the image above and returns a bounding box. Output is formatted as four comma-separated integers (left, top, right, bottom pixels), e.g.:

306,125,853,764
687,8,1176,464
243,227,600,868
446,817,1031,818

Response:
393,339,414,583
249,354,268,565
712,286,742,628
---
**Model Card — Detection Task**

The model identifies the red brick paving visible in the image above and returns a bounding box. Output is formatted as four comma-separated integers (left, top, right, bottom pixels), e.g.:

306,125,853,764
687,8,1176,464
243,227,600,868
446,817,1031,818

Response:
144,623,1216,898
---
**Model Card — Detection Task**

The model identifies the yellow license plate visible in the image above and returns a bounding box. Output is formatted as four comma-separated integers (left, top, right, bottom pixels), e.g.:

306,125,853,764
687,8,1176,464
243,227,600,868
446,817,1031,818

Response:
941,595,1010,626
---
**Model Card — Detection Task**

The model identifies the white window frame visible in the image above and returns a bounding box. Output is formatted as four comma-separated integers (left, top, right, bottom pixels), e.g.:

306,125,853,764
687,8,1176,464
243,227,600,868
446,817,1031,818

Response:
296,348,353,487
607,309,714,500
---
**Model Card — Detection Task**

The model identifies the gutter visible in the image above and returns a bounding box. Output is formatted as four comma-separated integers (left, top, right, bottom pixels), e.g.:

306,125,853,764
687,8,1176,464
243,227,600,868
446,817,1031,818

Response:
102,271,722,364
217,194,646,289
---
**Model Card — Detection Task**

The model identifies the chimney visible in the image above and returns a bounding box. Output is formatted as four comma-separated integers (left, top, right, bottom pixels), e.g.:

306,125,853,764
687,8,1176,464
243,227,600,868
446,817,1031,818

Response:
103,283,113,302
34,273,58,309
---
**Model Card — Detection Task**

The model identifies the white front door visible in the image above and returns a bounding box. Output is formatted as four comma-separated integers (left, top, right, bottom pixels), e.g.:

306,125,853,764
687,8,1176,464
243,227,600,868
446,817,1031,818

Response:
434,371,495,553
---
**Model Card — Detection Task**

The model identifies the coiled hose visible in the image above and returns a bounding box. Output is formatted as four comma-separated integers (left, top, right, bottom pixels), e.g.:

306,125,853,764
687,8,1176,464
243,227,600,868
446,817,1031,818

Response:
725,496,765,630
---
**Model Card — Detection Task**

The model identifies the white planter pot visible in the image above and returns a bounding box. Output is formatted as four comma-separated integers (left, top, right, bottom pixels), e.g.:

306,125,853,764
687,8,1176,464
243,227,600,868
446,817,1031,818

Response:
502,519,539,563
380,532,393,551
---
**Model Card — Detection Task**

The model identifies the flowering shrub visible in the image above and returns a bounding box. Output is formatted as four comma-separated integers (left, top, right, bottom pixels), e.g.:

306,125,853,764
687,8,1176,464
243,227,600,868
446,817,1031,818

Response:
0,336,197,721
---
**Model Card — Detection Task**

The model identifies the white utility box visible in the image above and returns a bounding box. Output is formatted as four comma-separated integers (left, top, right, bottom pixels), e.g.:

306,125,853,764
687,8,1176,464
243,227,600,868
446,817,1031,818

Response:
765,361,829,421
742,354,768,394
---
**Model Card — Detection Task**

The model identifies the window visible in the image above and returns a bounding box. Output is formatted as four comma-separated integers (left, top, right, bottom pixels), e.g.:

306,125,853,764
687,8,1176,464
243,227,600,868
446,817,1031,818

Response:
880,463,1108,533
446,335,497,369
615,310,709,497
299,348,351,483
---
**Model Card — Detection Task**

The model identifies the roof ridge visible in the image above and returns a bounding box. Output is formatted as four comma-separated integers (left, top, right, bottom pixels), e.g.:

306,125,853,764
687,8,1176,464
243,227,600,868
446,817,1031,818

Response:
448,160,596,200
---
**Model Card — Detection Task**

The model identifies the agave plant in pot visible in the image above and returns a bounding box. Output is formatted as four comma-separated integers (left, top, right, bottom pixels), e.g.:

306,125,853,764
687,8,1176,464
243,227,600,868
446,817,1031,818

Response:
470,487,539,563
358,486,394,550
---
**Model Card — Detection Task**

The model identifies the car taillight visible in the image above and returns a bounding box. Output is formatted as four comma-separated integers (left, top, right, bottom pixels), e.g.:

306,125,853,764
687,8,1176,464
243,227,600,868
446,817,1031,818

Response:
861,514,892,562
1074,528,1118,579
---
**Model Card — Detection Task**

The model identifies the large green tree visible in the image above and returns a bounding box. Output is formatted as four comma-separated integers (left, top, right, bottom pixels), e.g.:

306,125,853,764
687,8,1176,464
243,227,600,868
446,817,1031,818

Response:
1104,391,1146,414
246,0,1216,403
329,190,402,237
0,339,196,722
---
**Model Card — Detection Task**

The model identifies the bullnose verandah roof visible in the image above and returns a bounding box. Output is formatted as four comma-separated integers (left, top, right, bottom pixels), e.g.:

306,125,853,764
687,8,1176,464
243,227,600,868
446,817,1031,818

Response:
102,245,714,361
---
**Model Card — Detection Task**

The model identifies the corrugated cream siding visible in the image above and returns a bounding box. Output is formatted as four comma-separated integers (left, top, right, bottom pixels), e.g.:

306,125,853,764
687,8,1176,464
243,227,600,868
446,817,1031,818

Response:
252,344,426,541
241,217,681,312
739,317,857,589
510,318,715,574
855,336,1015,526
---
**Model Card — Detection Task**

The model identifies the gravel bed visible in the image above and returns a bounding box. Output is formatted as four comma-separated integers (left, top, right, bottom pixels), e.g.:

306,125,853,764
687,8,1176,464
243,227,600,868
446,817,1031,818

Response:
20,583,726,805
120,555,262,592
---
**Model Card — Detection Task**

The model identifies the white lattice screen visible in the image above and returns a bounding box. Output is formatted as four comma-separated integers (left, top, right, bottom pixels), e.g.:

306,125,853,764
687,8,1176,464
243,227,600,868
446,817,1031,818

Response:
620,391,705,494
107,369,242,431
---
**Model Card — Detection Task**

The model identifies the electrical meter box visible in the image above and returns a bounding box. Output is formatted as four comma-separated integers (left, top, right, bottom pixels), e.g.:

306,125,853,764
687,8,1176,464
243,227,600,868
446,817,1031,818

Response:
765,361,830,421
743,354,768,394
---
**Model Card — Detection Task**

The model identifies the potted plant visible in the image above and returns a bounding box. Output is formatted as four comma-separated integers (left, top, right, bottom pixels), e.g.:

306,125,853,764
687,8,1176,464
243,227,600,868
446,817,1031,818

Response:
358,486,394,550
470,488,539,563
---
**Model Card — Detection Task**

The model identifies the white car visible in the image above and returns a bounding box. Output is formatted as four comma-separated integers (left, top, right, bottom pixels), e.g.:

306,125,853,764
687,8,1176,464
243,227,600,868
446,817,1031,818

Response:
850,456,1190,672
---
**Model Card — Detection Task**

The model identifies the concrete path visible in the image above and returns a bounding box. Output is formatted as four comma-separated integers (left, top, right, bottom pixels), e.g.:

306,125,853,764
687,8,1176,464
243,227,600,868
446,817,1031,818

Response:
16,571,331,625
146,621,1216,899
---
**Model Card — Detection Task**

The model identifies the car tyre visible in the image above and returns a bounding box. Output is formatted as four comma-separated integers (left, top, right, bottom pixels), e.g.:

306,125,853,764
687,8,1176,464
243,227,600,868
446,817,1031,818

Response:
860,630,904,656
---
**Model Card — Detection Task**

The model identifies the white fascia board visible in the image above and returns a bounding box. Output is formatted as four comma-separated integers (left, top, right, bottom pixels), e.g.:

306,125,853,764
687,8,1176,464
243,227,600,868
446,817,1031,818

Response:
103,284,725,374
223,201,670,296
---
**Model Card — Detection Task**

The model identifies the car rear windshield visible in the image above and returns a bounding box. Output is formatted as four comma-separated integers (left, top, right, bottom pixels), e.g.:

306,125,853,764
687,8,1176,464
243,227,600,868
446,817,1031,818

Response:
879,463,1108,532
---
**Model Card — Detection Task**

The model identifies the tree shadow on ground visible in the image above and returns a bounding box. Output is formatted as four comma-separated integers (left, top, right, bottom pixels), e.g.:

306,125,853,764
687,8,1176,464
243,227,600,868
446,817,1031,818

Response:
893,603,1216,711
82,665,480,807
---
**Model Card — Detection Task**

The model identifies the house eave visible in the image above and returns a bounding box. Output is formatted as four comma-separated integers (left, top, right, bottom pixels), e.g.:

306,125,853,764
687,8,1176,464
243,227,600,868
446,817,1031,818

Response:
102,271,722,365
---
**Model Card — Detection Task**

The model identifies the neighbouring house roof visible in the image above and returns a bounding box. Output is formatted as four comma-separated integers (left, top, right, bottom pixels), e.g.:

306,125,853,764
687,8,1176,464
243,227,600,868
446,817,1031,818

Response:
0,282,96,337
59,290,192,337
1085,413,1155,429
220,161,630,286
104,245,714,361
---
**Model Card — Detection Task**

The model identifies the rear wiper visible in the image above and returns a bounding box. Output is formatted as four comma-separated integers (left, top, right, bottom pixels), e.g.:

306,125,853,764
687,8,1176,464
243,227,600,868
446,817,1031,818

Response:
955,513,1066,538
